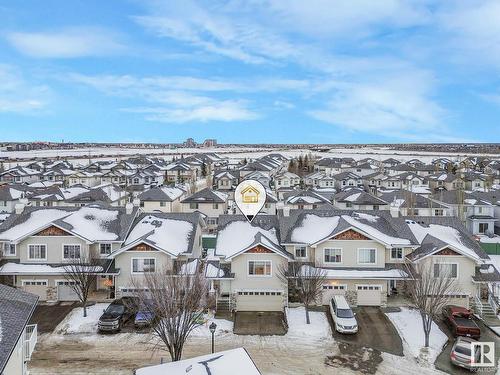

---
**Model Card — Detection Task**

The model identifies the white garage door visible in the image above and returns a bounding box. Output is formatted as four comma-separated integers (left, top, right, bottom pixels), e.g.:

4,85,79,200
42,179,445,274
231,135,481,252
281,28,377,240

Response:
56,281,80,301
322,284,347,305
22,280,48,301
356,285,382,306
236,291,283,312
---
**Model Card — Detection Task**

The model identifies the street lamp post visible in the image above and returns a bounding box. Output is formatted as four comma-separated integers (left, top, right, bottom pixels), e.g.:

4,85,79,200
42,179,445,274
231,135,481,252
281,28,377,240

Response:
209,322,217,354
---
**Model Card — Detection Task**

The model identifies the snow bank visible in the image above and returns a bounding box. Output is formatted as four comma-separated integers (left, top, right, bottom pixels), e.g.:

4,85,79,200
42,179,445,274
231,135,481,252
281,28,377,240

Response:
286,307,331,340
386,307,447,366
190,315,233,337
56,303,110,334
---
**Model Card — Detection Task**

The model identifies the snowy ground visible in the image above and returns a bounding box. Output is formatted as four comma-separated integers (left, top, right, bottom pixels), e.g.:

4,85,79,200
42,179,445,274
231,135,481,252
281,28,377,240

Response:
386,307,448,367
55,303,110,334
30,305,447,375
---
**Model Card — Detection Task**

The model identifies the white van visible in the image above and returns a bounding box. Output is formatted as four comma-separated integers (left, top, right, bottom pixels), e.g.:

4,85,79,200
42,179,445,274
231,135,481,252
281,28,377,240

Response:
329,295,358,334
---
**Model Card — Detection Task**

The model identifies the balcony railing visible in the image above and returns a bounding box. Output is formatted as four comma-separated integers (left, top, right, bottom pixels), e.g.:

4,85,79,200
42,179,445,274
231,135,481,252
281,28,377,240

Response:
24,324,37,361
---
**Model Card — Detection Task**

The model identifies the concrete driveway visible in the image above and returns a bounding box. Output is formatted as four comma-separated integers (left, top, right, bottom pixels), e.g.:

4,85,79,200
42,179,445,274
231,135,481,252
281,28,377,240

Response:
435,318,500,374
29,302,77,333
234,311,287,335
328,306,404,356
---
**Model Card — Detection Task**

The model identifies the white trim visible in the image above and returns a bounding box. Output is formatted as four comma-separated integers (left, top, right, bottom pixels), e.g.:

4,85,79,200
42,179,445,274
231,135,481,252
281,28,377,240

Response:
322,284,347,290
390,247,404,261
61,243,82,260
433,262,459,279
27,244,48,261
294,245,308,259
357,248,377,265
22,279,48,286
324,248,343,264
247,260,272,278
356,284,382,290
2,242,16,257
131,257,156,274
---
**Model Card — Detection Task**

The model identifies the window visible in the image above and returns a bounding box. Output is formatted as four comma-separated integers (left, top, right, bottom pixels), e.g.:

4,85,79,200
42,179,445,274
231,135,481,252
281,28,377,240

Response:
248,260,272,276
433,263,458,278
212,203,219,209
373,205,379,210
478,223,488,234
358,248,376,264
28,244,47,260
324,248,342,263
346,202,352,208
99,243,112,256
133,178,139,184
160,201,166,207
295,246,307,258
2,243,16,256
63,244,81,259
391,248,403,260
434,209,443,216
190,203,199,209
132,258,156,273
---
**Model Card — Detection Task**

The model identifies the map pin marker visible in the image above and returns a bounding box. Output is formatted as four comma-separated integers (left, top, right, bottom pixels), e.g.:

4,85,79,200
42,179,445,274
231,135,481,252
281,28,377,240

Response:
234,179,266,222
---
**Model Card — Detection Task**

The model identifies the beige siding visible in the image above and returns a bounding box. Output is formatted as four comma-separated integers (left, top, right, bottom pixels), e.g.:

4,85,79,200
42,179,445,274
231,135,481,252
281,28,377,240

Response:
230,253,287,292
314,240,386,268
181,203,227,217
18,235,89,264
114,250,173,291
2,332,25,375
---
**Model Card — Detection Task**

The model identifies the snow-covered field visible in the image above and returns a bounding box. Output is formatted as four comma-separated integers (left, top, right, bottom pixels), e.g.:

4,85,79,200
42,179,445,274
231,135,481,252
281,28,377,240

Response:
386,307,448,366
55,303,110,334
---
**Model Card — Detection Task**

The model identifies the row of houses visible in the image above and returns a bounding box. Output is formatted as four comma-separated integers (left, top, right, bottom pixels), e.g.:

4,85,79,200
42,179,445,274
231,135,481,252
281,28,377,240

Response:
0,204,498,315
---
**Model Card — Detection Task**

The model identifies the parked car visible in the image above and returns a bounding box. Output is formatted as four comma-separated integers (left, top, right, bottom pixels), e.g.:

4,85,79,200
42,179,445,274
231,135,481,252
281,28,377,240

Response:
134,300,155,328
443,305,481,339
98,298,137,333
329,295,358,334
450,336,481,371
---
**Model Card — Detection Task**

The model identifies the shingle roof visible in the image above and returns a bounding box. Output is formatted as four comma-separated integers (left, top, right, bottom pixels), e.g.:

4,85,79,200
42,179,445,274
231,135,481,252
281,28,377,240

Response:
0,284,38,373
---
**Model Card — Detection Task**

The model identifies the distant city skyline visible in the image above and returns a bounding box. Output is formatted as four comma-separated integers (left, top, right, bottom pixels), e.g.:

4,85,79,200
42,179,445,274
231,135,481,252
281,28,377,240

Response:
1,1,500,144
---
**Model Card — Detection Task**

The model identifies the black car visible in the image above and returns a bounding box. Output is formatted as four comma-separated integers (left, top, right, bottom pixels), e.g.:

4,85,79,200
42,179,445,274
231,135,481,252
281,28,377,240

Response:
98,298,137,333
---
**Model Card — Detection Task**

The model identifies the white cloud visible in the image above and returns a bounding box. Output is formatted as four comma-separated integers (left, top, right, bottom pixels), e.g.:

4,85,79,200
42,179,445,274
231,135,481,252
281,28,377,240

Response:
67,72,259,123
308,71,451,141
0,64,50,113
122,100,258,123
5,27,125,58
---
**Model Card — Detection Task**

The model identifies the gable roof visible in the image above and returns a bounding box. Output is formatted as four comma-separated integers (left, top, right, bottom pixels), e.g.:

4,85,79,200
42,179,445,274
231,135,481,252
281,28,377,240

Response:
181,188,228,204
215,215,290,259
280,210,417,247
116,213,203,257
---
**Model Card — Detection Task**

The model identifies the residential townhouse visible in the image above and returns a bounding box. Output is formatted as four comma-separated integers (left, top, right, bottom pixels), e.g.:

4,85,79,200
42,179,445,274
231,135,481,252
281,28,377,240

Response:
137,186,186,213
0,204,139,301
108,212,205,298
211,215,291,312
283,190,333,210
333,172,363,190
181,188,229,229
380,190,450,217
333,188,389,211
0,167,40,184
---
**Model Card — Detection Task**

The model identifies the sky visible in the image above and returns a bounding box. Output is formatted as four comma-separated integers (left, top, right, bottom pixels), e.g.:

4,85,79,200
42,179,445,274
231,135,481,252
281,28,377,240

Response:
1,0,500,144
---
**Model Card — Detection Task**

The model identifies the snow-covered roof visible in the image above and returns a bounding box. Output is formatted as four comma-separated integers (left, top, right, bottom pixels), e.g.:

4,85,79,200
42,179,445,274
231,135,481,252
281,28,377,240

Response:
120,213,200,257
300,265,409,280
283,211,414,247
0,262,103,275
135,348,261,375
216,216,288,259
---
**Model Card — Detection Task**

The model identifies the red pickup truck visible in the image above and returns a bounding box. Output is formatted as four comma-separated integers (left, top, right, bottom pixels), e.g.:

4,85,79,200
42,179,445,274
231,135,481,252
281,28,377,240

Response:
442,305,481,339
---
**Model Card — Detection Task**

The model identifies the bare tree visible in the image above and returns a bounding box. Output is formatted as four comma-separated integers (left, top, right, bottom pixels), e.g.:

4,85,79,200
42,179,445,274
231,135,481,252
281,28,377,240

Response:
403,261,459,347
63,254,101,317
131,264,211,361
279,262,327,324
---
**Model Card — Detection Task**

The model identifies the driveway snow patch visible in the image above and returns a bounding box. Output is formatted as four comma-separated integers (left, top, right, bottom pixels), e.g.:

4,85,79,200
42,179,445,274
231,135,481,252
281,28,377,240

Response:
386,307,447,366
286,307,331,340
55,303,109,334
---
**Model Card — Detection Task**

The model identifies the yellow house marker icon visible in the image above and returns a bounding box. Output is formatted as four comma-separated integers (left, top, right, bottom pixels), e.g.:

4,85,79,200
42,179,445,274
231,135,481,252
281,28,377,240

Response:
241,185,260,203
